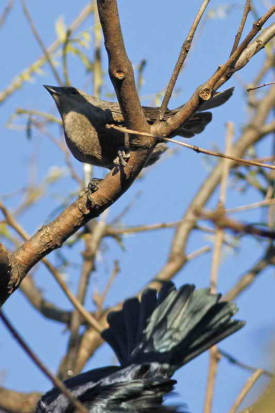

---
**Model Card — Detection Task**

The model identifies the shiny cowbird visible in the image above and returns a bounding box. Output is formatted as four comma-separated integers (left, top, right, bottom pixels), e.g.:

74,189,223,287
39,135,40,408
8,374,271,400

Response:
36,281,244,412
44,86,233,169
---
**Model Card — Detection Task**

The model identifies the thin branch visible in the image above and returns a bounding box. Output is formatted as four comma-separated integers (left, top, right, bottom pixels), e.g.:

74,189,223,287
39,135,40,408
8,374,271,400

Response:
0,202,102,331
186,245,211,261
223,243,275,302
59,212,108,378
230,0,252,55
226,199,275,214
232,23,275,77
0,3,95,103
14,108,62,124
21,0,63,85
203,123,233,413
240,377,275,413
153,8,275,138
247,81,275,91
106,219,182,236
0,310,89,413
94,260,120,317
199,210,275,239
159,0,210,119
107,124,275,171
0,0,14,27
219,348,273,378
133,84,274,295
20,276,71,324
61,29,71,86
93,6,103,98
203,347,221,413
228,369,265,413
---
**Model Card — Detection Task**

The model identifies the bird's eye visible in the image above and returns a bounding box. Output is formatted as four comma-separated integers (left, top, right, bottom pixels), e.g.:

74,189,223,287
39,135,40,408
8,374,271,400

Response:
70,89,78,95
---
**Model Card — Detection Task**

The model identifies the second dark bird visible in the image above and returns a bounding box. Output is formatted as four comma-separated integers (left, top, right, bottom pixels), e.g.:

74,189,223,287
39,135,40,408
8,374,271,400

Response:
36,281,244,412
44,86,233,169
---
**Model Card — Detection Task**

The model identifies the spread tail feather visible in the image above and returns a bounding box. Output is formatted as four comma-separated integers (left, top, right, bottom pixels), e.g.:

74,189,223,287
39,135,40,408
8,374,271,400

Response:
102,282,244,373
77,377,184,412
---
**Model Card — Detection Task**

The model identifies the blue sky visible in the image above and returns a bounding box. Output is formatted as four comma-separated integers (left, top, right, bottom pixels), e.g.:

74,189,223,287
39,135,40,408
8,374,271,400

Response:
0,1,274,412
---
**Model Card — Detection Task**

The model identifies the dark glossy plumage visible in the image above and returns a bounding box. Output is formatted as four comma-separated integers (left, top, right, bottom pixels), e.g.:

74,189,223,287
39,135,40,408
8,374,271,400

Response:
36,282,244,412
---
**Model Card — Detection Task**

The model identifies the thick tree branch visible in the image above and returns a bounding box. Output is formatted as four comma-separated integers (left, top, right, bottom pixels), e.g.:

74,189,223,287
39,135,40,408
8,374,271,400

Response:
97,0,152,149
0,0,175,305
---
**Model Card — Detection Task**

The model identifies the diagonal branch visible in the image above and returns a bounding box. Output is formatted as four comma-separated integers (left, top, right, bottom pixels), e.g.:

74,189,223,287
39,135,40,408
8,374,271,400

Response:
0,3,95,103
223,243,275,302
153,7,275,138
0,310,89,413
21,0,63,85
159,0,210,119
230,0,252,55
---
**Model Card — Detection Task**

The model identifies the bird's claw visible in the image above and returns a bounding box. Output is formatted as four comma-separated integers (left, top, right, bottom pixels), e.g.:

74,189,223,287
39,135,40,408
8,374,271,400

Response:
113,148,130,167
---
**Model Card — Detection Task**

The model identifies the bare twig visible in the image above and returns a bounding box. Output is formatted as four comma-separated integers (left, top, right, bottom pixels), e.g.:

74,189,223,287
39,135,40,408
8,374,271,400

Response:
226,199,275,214
0,3,95,103
203,123,233,413
229,369,265,413
0,202,102,331
62,29,72,86
93,6,103,98
199,210,275,239
219,349,273,378
203,347,220,413
21,0,63,85
154,8,275,138
159,0,210,119
247,81,275,91
0,0,14,27
107,124,275,171
106,219,182,236
20,276,71,324
230,0,251,55
0,310,89,413
59,211,108,378
14,108,62,124
94,260,120,317
223,243,275,302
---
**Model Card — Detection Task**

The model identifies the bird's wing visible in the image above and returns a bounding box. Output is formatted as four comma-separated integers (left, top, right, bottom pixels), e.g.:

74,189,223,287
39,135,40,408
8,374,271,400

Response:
198,87,234,111
76,377,185,412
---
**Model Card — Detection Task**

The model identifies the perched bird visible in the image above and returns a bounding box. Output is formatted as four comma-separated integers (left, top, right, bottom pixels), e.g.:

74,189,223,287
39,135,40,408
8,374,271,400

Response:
44,86,234,169
36,281,244,412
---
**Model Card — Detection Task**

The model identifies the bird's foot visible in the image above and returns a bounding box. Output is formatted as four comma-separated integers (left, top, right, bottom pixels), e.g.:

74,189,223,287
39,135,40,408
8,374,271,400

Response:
88,178,102,193
113,147,130,167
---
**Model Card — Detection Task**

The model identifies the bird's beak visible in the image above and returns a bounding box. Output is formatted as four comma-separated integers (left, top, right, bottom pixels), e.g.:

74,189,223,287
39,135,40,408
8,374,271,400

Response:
43,85,63,95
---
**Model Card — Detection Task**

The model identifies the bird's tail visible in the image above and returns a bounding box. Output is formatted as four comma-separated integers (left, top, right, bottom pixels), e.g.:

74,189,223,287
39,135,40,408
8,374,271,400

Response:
102,282,244,373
